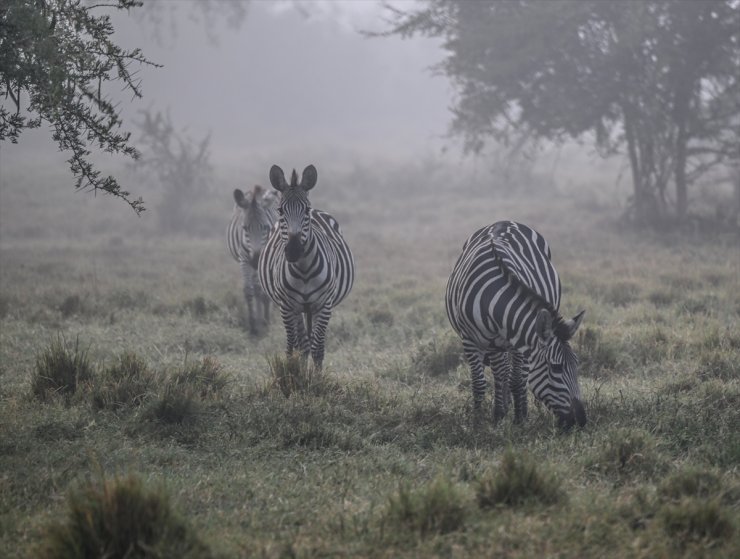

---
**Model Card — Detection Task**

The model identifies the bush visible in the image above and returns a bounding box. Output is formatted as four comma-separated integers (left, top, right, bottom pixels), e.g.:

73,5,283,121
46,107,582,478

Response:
476,449,563,508
383,477,467,537
412,334,463,377
35,474,213,559
31,336,94,402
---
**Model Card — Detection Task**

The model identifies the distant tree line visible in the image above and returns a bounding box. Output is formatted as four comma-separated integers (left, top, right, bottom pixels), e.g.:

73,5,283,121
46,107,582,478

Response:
382,0,740,227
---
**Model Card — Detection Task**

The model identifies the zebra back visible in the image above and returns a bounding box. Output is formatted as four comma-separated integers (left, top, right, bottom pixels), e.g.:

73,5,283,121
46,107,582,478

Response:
489,221,561,312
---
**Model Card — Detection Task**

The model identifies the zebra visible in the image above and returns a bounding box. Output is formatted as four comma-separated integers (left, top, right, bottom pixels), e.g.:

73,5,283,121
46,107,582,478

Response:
258,164,354,369
445,220,586,428
227,184,278,335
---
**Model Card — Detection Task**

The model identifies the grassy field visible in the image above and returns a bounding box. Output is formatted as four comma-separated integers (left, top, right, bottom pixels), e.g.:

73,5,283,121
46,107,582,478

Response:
1,169,739,558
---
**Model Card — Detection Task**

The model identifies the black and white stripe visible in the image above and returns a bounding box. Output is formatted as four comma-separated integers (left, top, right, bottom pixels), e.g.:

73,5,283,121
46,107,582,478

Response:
258,164,354,369
446,221,586,427
227,185,278,335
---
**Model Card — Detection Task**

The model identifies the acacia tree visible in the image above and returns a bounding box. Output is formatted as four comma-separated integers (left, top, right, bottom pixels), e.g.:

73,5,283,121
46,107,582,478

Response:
133,109,212,234
0,0,160,214
381,0,740,225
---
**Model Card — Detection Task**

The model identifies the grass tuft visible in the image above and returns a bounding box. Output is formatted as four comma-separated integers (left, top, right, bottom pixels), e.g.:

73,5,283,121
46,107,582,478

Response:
658,468,723,502
476,449,563,508
31,336,94,402
35,474,213,559
89,351,153,411
382,476,467,538
412,334,463,377
575,327,621,376
660,498,734,545
586,428,667,481
267,352,330,398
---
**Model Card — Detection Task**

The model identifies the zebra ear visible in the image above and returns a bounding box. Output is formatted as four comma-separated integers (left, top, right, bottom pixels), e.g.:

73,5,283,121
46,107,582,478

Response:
535,309,554,343
269,165,288,192
564,310,585,339
300,165,318,191
233,188,248,208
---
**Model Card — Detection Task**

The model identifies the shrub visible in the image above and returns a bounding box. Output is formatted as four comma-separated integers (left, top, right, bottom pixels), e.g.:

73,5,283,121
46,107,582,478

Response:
476,449,563,508
31,336,94,402
35,474,213,559
89,351,153,411
412,334,463,377
383,477,467,537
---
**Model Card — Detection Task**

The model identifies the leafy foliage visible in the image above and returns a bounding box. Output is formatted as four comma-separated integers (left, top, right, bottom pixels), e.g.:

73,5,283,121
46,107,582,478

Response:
0,0,158,213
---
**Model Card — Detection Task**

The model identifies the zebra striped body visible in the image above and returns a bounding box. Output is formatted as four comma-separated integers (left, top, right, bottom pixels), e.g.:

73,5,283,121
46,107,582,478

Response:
446,221,586,427
227,185,278,335
259,165,354,369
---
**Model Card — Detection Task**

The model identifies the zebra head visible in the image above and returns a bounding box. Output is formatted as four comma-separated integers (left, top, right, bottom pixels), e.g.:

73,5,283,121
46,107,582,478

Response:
233,185,276,268
269,164,317,263
533,308,587,428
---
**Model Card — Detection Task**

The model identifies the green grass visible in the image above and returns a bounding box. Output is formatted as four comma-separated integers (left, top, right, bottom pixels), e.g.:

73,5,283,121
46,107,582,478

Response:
1,176,739,557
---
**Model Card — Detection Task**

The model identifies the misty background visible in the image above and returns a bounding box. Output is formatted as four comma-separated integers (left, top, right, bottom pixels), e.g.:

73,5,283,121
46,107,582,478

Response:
0,0,629,243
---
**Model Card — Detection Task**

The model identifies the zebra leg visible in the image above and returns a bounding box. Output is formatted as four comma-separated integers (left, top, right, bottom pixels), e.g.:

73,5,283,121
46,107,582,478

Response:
309,306,332,371
462,341,487,411
511,352,528,424
487,350,511,424
241,262,258,336
280,306,303,355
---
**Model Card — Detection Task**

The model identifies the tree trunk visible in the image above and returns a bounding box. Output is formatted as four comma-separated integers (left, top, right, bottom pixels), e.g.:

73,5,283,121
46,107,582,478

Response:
623,103,654,225
673,80,691,219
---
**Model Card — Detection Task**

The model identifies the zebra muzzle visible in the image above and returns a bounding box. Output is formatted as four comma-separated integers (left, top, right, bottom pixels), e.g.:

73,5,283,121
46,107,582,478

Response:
285,235,303,262
557,398,587,429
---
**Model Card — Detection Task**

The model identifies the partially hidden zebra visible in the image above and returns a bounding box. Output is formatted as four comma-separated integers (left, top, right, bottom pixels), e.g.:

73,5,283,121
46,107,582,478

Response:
227,184,279,335
258,164,354,369
445,220,586,428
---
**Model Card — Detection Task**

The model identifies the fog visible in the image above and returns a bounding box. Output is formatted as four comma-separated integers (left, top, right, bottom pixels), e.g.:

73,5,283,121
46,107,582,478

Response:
3,0,718,241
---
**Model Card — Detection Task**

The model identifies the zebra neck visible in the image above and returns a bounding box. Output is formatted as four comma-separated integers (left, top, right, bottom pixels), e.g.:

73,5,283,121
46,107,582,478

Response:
287,235,319,274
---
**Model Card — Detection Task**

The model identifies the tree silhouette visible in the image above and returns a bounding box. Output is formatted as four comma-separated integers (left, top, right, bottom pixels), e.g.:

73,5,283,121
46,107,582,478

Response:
380,0,740,225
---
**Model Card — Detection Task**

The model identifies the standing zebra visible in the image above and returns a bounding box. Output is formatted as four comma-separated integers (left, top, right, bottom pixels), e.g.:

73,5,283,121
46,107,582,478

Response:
227,184,278,335
446,221,586,428
259,164,354,369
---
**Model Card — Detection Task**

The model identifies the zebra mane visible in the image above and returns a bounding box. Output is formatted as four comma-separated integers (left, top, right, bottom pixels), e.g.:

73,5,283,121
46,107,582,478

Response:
490,238,573,342
290,169,299,187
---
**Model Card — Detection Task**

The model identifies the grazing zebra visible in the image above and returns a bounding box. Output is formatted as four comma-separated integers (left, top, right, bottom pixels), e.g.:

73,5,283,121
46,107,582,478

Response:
227,184,278,335
446,221,586,428
259,164,354,369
